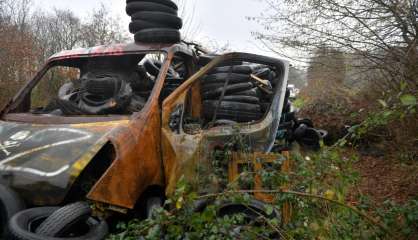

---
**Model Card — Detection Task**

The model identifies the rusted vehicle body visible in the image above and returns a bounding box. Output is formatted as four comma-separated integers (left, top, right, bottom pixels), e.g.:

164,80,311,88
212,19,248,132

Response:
0,42,289,216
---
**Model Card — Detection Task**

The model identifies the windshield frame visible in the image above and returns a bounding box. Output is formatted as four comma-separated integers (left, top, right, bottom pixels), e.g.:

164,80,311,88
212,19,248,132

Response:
1,50,169,124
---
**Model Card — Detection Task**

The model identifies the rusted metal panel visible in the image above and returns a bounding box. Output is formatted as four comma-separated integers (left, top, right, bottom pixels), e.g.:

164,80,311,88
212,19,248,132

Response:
86,50,179,209
0,120,126,205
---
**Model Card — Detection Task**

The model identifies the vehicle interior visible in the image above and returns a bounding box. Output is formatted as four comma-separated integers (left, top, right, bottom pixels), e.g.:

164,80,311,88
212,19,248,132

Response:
13,52,192,117
181,59,285,133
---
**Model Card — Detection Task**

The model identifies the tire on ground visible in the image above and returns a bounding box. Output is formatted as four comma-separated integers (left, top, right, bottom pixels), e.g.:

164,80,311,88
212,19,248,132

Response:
8,207,108,240
134,28,180,43
35,202,91,237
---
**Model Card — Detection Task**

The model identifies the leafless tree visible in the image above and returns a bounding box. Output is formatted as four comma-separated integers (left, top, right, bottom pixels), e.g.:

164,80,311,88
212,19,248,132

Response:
80,4,129,47
173,0,200,42
254,0,417,93
31,9,81,63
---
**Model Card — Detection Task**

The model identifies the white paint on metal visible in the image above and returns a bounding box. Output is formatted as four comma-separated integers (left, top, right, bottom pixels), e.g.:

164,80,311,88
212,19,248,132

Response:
0,128,92,177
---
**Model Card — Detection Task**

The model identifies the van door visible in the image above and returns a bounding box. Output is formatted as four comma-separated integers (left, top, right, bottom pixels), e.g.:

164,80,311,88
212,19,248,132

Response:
161,52,289,197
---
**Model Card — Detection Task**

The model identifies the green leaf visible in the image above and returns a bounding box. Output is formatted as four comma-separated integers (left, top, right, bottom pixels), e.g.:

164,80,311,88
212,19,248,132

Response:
400,94,417,106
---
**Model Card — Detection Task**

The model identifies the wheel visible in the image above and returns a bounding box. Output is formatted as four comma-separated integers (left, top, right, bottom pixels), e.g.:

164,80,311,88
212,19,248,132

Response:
0,185,25,237
131,11,182,29
134,28,181,43
8,207,108,240
126,0,178,10
35,202,91,237
126,2,178,15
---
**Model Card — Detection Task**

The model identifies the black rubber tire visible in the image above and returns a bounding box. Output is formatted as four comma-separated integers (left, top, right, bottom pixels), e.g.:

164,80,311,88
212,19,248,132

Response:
129,20,169,34
0,185,25,237
201,83,227,93
8,207,108,240
234,88,261,97
126,2,177,16
254,68,272,79
143,59,162,76
131,11,182,29
297,118,314,128
221,95,260,104
210,65,253,75
204,73,251,84
203,101,261,112
134,28,181,43
202,82,254,99
126,0,178,10
35,202,91,237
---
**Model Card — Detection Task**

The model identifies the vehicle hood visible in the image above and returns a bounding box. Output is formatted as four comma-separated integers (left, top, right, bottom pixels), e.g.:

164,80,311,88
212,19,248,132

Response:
0,119,128,205
0,120,124,180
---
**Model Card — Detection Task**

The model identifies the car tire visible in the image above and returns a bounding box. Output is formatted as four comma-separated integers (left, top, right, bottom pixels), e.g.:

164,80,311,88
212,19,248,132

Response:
204,73,251,84
8,207,108,240
134,28,181,43
234,88,261,97
210,65,253,74
126,0,178,10
0,185,25,237
220,95,260,104
131,11,182,29
129,20,169,33
202,82,254,99
126,2,177,16
201,83,227,93
35,202,91,237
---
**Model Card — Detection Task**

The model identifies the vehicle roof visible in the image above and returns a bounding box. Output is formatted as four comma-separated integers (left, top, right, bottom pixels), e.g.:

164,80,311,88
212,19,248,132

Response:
48,42,193,62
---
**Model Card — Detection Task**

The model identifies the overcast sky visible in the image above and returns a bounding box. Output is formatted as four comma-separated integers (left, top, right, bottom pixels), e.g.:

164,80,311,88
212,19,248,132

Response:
32,0,273,56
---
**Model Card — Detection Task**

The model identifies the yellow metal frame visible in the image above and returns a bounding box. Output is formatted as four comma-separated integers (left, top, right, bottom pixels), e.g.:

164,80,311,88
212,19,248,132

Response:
230,152,292,224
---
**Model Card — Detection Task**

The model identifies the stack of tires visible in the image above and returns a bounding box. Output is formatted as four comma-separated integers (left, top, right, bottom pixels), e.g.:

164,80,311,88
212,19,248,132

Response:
126,0,182,43
201,65,276,123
